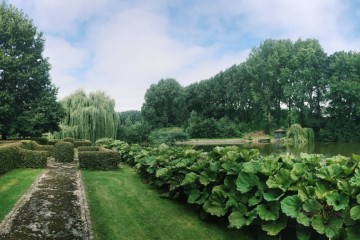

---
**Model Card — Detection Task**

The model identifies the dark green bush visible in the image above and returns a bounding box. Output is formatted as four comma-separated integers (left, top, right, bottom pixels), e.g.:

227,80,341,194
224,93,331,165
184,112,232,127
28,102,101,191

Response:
78,146,100,152
31,137,49,145
0,143,21,174
19,149,48,168
48,139,59,145
63,137,75,143
148,128,189,145
74,140,92,147
0,142,48,174
53,141,74,162
78,148,120,170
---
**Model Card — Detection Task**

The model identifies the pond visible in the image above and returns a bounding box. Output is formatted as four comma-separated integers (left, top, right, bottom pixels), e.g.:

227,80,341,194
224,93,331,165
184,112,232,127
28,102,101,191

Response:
194,142,360,158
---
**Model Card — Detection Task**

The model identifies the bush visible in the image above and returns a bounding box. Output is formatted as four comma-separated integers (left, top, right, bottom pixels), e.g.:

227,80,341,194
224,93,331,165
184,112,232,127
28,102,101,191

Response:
78,146,100,152
74,140,92,147
63,137,75,143
53,141,74,162
0,142,48,174
0,143,21,174
148,128,189,145
78,148,120,170
19,149,48,168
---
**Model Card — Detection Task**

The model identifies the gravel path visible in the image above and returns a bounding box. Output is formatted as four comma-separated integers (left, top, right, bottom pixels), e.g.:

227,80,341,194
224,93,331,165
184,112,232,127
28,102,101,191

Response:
0,156,93,240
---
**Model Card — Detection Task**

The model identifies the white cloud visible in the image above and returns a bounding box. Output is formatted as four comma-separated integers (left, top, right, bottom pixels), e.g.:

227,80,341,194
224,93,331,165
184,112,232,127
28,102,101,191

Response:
7,0,360,111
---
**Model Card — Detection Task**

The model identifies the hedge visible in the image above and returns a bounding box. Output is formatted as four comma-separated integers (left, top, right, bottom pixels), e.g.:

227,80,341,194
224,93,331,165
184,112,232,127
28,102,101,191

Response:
78,148,120,170
0,142,48,175
78,146,100,152
53,141,74,162
74,140,92,148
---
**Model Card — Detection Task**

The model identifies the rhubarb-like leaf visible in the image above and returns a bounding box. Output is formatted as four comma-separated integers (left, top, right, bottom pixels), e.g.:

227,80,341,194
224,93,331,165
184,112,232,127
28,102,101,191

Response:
236,172,259,193
311,216,343,238
281,195,302,218
256,202,280,221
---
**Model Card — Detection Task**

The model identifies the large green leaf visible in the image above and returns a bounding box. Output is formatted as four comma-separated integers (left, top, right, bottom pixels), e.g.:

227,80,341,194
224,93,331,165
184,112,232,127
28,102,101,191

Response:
280,195,302,218
315,181,330,200
256,202,280,221
248,189,263,206
311,216,343,238
302,199,322,214
242,160,262,174
290,163,306,181
350,169,360,187
228,209,257,229
316,164,343,183
261,215,287,236
155,167,169,178
263,189,284,202
298,185,316,201
297,212,311,227
350,205,360,220
266,168,292,191
260,158,283,176
236,172,259,193
187,189,206,204
181,172,198,185
326,192,349,211
203,201,227,217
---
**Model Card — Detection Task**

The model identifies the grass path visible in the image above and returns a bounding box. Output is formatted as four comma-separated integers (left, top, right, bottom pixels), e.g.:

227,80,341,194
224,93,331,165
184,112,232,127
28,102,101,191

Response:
83,165,251,240
0,169,42,222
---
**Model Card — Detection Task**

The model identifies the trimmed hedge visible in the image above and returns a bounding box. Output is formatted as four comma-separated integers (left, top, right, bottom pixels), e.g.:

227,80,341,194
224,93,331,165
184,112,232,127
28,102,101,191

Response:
74,140,92,148
0,142,48,174
53,141,74,162
79,148,120,170
78,146,100,152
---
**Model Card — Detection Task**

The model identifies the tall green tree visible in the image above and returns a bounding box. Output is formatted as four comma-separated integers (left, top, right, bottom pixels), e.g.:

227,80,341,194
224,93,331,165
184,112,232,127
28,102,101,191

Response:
0,2,63,139
54,90,119,142
142,78,187,128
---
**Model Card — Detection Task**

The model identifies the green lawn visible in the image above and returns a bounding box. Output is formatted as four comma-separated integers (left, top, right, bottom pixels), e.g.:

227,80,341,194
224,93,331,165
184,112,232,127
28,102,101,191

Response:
0,169,42,221
83,165,251,240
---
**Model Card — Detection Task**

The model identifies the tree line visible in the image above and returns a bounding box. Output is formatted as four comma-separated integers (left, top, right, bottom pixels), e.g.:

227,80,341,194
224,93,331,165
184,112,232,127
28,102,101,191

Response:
140,39,360,142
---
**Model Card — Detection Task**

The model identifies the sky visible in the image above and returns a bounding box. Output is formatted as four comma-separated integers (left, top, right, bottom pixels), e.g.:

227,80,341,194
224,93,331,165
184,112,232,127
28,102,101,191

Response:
6,0,360,111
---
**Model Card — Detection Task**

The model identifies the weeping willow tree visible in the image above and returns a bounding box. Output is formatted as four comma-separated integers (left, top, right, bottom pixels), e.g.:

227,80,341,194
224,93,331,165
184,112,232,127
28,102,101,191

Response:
52,90,119,142
286,124,314,145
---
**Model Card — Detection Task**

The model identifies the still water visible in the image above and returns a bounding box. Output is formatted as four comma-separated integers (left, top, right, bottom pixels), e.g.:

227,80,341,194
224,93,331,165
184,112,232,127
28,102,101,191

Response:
195,142,360,158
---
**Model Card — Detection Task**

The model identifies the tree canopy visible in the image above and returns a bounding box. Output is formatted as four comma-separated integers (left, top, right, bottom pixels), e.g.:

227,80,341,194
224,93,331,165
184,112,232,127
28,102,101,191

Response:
141,78,187,128
0,2,63,139
53,89,119,142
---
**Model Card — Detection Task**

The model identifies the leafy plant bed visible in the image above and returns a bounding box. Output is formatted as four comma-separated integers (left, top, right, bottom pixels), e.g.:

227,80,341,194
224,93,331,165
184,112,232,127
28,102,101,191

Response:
82,166,250,240
0,169,42,221
99,139,360,239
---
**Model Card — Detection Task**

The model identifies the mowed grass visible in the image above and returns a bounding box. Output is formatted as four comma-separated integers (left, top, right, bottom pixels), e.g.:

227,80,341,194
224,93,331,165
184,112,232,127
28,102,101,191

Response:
83,165,251,240
0,169,42,221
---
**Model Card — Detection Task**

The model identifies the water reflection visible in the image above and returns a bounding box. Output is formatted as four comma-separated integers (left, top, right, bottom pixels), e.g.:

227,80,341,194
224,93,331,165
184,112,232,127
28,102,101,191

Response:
194,142,360,157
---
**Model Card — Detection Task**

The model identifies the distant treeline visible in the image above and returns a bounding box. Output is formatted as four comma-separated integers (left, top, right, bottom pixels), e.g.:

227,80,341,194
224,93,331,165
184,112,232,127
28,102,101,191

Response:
135,38,360,142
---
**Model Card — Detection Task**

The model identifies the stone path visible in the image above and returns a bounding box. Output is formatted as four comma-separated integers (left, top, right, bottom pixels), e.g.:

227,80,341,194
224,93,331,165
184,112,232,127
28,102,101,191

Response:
0,157,93,240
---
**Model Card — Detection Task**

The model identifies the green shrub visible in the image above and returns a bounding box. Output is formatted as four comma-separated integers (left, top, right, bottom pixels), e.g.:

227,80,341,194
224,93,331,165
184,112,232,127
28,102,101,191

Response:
0,143,21,174
53,141,74,162
19,149,48,168
74,140,92,147
148,128,189,145
78,149,120,170
31,137,49,145
63,137,75,143
47,139,59,145
78,146,100,152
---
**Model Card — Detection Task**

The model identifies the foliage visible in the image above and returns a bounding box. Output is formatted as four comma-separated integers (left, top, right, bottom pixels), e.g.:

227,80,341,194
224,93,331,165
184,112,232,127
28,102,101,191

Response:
117,120,152,144
142,78,187,128
78,149,120,170
0,2,64,139
148,128,189,145
51,89,119,143
101,140,360,239
53,141,74,162
186,111,243,138
0,141,48,174
286,124,314,145
73,140,92,147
